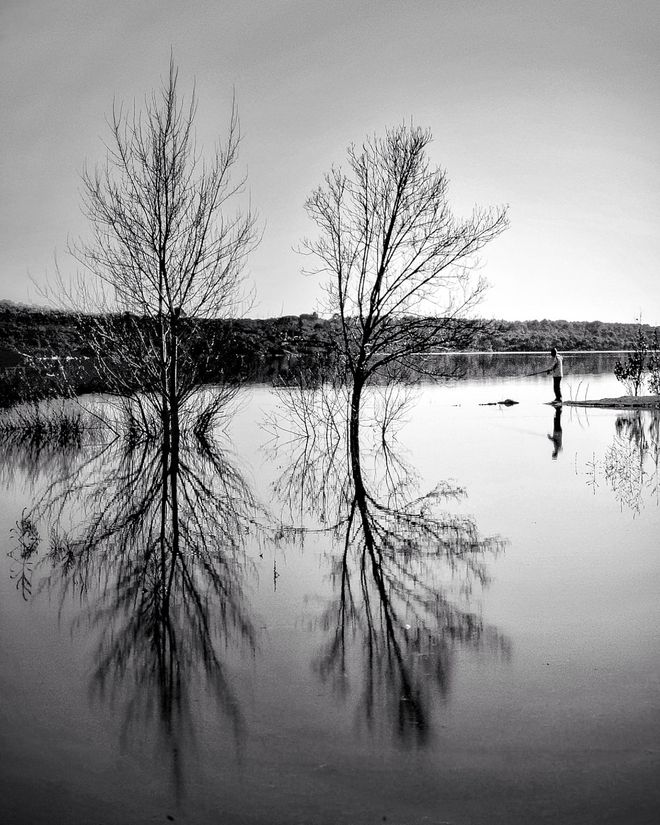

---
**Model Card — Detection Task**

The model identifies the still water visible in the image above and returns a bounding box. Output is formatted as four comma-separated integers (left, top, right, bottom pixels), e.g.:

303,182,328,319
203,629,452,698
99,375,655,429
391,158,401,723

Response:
1,355,658,824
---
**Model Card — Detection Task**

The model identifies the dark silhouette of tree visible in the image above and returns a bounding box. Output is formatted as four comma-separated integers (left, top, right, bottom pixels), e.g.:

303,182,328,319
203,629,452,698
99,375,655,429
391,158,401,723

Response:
303,123,508,483
70,58,258,435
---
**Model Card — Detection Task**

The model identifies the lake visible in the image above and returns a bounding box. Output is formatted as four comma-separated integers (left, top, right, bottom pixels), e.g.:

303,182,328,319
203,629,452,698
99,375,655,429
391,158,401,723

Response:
1,354,658,824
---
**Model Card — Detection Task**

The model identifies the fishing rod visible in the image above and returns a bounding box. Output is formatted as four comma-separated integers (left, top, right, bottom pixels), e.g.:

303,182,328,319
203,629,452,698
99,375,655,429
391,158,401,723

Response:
496,368,549,380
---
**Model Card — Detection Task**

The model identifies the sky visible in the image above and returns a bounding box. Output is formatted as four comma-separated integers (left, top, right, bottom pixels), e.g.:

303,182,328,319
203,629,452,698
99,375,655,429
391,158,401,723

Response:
2,0,659,323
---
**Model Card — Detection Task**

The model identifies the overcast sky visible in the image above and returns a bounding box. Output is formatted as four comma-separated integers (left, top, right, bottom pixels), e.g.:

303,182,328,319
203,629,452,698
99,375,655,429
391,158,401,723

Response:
2,0,659,323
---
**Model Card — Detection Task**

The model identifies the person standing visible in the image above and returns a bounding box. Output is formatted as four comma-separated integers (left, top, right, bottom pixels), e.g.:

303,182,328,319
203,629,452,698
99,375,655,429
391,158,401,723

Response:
546,347,563,403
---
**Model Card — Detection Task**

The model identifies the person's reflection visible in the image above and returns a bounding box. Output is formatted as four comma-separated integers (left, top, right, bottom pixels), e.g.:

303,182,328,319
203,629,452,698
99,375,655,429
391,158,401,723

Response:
548,407,563,459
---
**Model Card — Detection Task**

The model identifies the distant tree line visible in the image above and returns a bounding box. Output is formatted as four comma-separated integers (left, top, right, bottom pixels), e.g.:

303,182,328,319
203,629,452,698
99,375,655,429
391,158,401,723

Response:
2,301,658,363
0,303,343,404
471,319,660,352
0,302,337,367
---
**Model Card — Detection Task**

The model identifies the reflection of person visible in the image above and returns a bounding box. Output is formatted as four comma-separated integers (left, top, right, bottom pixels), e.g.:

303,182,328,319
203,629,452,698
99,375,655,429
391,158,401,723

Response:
548,407,563,459
545,347,563,403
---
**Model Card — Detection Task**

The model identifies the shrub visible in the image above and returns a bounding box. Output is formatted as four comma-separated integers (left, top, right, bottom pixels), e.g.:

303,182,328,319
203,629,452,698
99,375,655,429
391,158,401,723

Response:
614,328,649,396
647,332,660,395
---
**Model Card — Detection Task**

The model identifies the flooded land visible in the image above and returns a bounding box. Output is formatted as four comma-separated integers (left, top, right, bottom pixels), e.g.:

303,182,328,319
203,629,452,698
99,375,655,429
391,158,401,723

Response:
1,354,658,824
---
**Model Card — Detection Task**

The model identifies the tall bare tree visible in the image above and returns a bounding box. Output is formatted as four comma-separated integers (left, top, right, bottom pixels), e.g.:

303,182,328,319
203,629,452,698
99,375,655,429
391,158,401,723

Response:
303,123,508,473
72,59,258,435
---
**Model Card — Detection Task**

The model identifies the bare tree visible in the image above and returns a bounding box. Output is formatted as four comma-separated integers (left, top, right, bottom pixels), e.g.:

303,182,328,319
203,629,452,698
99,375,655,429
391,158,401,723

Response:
303,123,508,473
72,58,258,435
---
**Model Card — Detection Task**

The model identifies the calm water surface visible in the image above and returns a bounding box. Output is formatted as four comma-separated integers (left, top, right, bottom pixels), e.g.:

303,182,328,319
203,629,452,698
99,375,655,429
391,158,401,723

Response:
1,356,658,824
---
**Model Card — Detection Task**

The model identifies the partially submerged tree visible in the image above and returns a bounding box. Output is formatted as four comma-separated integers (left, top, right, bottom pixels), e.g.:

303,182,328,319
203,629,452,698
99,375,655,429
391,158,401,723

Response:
303,123,508,468
72,59,258,434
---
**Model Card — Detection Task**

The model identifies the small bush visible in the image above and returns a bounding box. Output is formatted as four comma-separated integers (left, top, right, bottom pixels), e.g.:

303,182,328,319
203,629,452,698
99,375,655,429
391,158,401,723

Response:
614,328,649,396
648,333,660,395
0,400,100,446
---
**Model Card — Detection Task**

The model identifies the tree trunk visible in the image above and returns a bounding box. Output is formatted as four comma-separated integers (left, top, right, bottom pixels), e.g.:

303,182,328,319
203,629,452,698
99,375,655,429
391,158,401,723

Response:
349,374,367,504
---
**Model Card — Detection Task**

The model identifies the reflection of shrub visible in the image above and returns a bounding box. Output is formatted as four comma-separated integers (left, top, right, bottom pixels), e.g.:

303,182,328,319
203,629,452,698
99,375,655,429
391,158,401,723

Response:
614,327,649,396
603,411,660,514
0,400,96,445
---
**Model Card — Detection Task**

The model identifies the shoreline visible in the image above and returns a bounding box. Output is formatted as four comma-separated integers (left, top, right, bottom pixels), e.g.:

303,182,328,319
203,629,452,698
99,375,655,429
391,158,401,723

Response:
564,395,660,409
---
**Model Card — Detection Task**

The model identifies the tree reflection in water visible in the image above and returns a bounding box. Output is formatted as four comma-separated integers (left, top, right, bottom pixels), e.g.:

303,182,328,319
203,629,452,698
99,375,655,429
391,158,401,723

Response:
604,410,660,514
266,379,509,745
5,410,260,795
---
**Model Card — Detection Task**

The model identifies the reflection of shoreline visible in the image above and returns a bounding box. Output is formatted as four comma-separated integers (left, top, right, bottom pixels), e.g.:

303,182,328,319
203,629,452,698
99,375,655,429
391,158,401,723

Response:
415,352,632,381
